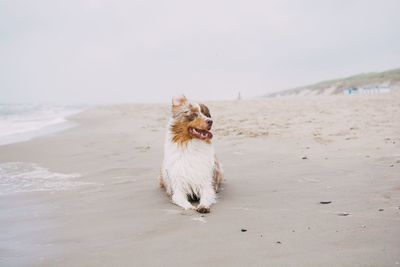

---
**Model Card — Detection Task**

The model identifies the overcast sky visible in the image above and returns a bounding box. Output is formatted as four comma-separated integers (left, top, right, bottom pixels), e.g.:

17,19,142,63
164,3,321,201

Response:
1,0,400,104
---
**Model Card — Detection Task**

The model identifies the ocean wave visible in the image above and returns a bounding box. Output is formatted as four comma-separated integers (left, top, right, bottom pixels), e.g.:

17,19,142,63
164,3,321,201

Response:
0,162,88,195
0,104,84,145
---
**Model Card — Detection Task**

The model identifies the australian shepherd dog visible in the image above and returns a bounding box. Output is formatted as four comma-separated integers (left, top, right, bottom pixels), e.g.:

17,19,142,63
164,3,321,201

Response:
159,95,223,213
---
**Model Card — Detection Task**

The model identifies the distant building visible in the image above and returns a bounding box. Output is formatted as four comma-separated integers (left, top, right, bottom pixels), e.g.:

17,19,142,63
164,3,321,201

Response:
343,85,391,95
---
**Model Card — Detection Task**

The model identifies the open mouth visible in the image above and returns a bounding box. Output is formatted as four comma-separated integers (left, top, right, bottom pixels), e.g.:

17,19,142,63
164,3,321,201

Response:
189,127,213,140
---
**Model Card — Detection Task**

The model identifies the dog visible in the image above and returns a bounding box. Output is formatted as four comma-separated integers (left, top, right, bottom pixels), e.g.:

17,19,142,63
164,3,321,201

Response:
159,95,223,213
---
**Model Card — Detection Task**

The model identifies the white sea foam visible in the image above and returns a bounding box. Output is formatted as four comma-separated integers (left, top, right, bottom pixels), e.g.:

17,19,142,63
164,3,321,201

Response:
0,162,89,195
0,104,84,145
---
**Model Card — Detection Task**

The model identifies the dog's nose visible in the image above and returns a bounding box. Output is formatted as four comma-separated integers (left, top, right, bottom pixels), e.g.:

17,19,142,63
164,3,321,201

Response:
206,119,213,128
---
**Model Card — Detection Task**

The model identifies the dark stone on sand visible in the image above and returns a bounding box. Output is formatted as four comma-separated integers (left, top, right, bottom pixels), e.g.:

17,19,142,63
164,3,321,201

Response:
379,208,384,211
338,212,350,216
276,241,281,244
302,156,308,159
241,229,247,232
320,201,332,204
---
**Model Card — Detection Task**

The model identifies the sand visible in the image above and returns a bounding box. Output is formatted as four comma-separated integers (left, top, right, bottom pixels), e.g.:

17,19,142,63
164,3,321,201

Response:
1,93,400,266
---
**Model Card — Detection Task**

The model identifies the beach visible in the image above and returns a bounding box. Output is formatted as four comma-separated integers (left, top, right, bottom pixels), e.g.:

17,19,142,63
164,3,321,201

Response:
1,94,400,266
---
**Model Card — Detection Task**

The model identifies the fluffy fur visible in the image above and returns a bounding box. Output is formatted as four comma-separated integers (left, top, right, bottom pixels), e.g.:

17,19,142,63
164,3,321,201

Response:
159,95,223,213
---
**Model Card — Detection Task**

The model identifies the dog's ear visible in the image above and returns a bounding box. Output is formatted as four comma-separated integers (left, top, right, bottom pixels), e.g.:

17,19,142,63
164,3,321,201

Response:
172,95,188,107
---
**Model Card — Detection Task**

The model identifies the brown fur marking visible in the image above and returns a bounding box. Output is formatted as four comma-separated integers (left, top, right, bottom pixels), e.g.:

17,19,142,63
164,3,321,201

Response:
159,173,171,197
170,103,212,146
199,103,211,118
170,120,193,146
213,158,223,193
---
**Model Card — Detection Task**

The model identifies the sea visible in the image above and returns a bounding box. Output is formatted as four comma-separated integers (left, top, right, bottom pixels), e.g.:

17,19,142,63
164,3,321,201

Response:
0,103,85,146
0,104,87,195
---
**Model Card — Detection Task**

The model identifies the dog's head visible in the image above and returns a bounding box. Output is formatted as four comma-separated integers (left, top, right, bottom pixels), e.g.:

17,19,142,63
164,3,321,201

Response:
170,95,213,145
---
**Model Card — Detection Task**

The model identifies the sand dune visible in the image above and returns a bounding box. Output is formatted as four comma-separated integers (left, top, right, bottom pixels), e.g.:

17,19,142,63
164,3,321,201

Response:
0,93,400,266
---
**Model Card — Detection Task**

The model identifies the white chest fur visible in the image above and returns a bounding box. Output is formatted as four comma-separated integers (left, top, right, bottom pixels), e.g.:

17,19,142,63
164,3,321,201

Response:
162,131,215,196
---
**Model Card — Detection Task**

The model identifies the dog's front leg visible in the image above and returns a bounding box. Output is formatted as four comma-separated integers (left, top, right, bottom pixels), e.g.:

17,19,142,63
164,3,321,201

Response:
197,186,216,213
172,191,195,210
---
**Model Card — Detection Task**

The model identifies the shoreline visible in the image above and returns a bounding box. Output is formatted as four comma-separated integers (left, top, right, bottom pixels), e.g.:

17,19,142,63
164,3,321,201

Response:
0,105,85,146
0,95,399,266
0,120,78,147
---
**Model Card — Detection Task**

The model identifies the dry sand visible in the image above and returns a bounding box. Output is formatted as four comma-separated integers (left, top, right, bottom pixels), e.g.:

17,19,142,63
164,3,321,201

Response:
1,94,400,266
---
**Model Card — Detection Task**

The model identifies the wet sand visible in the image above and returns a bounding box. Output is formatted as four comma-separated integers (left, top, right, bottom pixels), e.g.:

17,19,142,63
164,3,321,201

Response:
1,94,400,266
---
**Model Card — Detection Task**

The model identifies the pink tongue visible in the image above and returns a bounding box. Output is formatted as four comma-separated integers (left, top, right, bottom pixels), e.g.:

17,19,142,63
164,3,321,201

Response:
192,128,213,139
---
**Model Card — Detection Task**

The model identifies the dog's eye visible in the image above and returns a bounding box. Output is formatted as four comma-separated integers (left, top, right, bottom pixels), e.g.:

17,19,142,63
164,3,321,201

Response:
187,113,198,120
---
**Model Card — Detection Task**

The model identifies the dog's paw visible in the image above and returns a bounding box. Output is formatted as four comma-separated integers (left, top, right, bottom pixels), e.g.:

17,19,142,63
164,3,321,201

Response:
196,206,210,214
